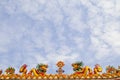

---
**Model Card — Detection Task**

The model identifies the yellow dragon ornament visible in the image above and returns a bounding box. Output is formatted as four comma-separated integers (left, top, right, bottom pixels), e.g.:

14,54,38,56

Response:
28,64,48,77
72,62,102,76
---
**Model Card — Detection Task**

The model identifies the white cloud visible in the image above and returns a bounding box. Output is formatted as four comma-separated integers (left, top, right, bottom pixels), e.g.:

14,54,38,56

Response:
86,0,120,61
88,0,120,17
89,19,120,57
102,21,120,46
96,0,119,16
90,36,110,60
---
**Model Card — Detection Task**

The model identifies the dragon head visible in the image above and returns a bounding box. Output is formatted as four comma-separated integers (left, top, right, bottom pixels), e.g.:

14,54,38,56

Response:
5,67,15,74
72,61,84,72
36,64,48,73
95,64,102,72
106,65,116,73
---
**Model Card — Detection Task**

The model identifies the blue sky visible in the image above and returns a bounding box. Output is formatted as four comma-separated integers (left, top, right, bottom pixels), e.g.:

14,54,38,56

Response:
0,0,120,74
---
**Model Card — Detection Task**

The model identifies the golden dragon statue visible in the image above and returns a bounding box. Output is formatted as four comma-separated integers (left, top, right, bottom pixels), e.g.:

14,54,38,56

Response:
19,64,48,77
102,65,120,77
28,64,48,77
72,62,102,76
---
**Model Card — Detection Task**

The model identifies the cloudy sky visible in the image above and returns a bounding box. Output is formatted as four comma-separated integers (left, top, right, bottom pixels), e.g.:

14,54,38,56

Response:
0,0,120,74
